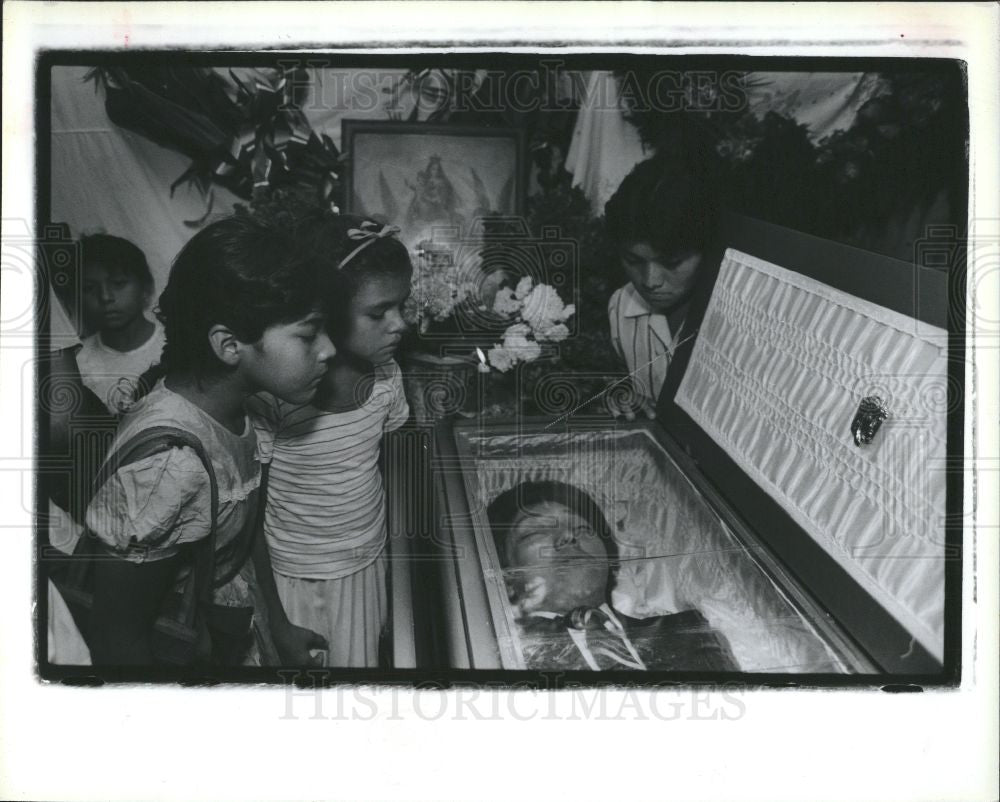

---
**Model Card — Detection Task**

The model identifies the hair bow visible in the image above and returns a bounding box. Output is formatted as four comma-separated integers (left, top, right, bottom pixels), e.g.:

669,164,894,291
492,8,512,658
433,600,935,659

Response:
337,220,401,270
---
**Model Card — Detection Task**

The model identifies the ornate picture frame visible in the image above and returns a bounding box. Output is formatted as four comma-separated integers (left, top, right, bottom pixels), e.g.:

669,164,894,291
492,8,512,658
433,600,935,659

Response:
341,120,526,253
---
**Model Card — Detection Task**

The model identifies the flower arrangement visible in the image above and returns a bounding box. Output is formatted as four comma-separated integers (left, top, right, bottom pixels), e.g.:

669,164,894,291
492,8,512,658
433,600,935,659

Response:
402,240,480,333
483,276,575,372
401,238,575,374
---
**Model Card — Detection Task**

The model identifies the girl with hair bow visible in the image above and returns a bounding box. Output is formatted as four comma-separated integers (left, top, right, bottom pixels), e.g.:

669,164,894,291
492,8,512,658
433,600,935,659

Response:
248,214,412,667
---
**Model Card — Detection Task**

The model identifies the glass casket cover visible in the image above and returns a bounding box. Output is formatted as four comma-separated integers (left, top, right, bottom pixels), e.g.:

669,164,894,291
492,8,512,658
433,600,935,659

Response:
449,423,869,674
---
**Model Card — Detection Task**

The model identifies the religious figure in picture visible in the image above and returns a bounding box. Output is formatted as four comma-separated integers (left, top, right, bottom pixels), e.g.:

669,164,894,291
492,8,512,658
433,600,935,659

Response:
406,155,461,229
376,154,504,242
487,480,739,672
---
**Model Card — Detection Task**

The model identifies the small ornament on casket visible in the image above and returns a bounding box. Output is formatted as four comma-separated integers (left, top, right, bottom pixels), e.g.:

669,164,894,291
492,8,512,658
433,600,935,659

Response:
851,395,889,446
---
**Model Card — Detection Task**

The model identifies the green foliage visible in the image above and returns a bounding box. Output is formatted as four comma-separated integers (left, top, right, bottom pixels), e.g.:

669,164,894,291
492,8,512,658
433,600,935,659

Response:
233,184,332,230
617,67,967,255
88,66,342,222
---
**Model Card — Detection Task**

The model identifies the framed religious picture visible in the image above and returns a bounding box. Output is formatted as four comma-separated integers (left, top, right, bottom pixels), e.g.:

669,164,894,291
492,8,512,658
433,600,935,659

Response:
341,120,526,254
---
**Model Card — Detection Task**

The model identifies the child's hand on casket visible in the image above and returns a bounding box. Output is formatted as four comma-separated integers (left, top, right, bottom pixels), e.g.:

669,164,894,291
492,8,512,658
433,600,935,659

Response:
272,619,329,666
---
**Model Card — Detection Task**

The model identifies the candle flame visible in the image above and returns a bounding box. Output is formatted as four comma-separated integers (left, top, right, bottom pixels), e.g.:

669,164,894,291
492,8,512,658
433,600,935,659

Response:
475,347,490,373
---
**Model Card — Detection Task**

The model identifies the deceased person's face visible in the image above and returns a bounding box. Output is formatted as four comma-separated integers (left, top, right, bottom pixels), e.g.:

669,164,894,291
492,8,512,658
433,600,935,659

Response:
504,500,610,614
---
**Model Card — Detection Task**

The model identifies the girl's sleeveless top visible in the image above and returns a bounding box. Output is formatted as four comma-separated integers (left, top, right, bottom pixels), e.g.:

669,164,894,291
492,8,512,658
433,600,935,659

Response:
84,380,262,607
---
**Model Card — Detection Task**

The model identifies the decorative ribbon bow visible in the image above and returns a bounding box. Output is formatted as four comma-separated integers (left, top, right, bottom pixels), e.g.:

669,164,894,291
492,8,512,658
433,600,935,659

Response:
337,221,402,270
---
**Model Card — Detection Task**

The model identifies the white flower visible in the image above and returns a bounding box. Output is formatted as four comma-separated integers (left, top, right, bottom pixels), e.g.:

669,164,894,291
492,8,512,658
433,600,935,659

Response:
521,284,573,332
406,254,486,324
501,323,532,347
492,287,521,316
518,340,542,362
514,275,534,300
402,294,421,326
534,322,570,343
501,323,541,363
487,345,518,372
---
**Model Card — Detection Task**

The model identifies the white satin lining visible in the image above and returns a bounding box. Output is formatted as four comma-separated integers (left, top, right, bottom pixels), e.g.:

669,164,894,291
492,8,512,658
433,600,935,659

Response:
675,248,947,661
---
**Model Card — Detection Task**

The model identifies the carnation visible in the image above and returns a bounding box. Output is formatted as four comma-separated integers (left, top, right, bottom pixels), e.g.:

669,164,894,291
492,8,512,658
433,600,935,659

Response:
479,282,575,372
521,284,573,332
500,323,541,363
533,321,570,343
492,287,521,316
487,345,518,372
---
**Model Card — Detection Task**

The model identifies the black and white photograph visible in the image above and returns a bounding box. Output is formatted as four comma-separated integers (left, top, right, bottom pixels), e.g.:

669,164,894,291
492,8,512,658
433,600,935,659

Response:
2,3,997,802
36,55,965,681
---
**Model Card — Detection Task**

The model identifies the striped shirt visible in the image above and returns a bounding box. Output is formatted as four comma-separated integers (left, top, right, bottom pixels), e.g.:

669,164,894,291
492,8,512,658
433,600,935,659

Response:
608,283,686,409
248,361,409,580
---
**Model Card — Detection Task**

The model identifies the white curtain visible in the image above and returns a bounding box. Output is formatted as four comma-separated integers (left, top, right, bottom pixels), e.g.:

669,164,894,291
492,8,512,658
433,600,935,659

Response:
50,66,243,300
746,72,887,143
565,71,888,216
565,71,650,216
49,66,460,297
51,66,890,290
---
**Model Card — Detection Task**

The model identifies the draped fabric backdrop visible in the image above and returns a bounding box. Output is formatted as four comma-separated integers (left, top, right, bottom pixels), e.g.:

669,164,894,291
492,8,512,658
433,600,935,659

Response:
50,66,901,299
50,66,431,297
50,67,244,299
564,70,886,216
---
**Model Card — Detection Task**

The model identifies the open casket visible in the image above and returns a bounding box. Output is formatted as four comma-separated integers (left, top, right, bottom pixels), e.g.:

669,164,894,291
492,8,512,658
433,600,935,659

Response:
395,213,955,678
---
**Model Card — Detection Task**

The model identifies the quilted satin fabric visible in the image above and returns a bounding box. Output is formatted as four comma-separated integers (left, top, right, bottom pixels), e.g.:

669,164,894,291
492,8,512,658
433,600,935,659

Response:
675,249,948,661
466,428,847,673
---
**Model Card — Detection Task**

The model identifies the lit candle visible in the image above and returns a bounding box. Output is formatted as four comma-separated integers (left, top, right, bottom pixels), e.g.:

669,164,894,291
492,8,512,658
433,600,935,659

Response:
475,347,490,373
473,347,490,417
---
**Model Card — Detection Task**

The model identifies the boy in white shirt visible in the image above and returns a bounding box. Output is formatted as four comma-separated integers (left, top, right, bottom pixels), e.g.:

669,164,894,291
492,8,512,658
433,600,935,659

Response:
604,158,719,418
75,234,165,414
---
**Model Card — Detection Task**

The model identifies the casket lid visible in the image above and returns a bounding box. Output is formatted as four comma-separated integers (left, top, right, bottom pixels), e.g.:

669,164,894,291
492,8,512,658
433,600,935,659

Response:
661,213,956,676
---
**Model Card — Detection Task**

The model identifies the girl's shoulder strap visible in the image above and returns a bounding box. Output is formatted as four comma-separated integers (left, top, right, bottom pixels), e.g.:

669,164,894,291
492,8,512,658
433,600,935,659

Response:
91,425,219,524
89,425,221,607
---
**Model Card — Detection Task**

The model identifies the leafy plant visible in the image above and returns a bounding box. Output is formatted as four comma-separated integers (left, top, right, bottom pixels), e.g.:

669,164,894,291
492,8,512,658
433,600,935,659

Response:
86,66,342,224
616,67,967,255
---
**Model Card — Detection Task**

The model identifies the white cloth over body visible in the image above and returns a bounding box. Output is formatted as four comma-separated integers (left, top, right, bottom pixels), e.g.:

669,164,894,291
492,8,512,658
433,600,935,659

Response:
249,360,409,580
675,249,948,661
76,318,166,414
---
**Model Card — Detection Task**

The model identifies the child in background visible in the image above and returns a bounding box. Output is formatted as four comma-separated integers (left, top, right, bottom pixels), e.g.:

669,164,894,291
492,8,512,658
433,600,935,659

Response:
75,234,167,414
604,158,719,419
82,215,334,665
249,213,411,668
